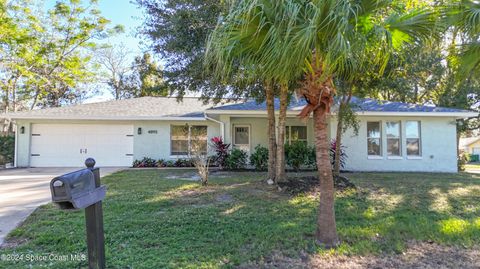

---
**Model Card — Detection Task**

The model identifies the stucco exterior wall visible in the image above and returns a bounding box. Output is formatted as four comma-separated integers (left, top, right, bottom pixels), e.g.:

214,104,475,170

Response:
229,116,315,152
13,115,458,172
330,115,458,173
14,119,221,167
133,120,220,160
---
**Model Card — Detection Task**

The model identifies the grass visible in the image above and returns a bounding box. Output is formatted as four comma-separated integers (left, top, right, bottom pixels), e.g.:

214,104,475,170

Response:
1,170,480,268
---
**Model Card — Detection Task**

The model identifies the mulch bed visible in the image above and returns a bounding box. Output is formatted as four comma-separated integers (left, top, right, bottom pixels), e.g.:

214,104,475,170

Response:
277,175,356,195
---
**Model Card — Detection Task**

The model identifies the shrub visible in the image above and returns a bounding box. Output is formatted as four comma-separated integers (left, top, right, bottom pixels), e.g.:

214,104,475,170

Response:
303,140,347,170
330,140,347,170
211,136,230,168
174,158,194,167
225,148,247,170
157,159,167,167
0,136,14,164
285,142,312,171
249,145,269,171
458,152,468,171
165,160,175,167
133,157,157,168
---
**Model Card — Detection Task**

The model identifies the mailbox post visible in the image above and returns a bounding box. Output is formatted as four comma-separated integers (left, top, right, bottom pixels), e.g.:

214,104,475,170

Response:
50,158,106,269
85,158,105,269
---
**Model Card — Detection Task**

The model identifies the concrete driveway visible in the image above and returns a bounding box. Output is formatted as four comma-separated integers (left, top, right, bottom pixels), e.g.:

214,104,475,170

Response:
0,167,123,245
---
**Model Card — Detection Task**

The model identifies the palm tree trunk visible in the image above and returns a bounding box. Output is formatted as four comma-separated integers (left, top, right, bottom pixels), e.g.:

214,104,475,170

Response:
313,107,339,248
276,84,288,182
265,82,277,182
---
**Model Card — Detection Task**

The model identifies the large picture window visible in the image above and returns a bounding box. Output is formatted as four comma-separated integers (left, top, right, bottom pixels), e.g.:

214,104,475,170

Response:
386,121,401,156
171,125,207,156
285,126,307,145
367,122,382,156
406,121,421,156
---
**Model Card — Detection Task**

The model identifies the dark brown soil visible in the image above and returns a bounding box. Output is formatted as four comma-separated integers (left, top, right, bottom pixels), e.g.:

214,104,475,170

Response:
278,175,355,195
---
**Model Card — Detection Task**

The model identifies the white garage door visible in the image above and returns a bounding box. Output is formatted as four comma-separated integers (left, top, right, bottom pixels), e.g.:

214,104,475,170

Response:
30,124,134,167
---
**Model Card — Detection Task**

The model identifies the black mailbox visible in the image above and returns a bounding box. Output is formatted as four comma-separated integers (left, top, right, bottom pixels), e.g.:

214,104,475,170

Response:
50,168,106,209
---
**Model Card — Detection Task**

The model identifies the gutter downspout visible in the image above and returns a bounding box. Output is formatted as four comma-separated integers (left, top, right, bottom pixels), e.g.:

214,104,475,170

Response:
204,112,225,139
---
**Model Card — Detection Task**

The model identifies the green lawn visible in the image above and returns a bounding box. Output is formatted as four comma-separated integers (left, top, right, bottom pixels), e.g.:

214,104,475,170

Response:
1,170,480,268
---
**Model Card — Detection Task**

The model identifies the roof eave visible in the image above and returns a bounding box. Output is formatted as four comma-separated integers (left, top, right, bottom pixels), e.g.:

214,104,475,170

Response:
205,109,477,118
6,115,207,121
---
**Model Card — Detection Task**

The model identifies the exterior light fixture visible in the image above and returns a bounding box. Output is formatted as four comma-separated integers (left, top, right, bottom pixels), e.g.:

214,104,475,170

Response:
137,127,142,135
20,126,25,134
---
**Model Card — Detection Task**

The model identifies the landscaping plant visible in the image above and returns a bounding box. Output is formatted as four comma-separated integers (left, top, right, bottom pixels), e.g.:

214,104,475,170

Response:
225,148,247,170
0,135,14,165
132,157,157,168
285,141,311,171
249,144,269,171
211,136,230,169
330,140,347,171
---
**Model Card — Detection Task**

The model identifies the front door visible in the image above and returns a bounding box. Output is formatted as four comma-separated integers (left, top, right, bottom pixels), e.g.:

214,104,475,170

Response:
233,125,250,153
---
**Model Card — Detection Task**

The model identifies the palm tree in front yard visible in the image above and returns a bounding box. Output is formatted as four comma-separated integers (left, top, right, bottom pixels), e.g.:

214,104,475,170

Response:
206,0,436,248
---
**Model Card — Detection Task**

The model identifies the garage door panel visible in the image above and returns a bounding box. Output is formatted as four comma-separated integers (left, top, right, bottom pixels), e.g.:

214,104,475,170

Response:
30,124,133,167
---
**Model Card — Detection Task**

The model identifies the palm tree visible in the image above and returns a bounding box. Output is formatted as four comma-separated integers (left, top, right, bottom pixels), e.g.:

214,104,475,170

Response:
447,0,480,77
206,0,435,247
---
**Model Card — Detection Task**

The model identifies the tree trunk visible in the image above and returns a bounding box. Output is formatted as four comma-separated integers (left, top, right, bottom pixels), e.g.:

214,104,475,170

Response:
276,84,288,182
313,107,339,248
265,82,277,182
333,93,352,176
333,108,343,176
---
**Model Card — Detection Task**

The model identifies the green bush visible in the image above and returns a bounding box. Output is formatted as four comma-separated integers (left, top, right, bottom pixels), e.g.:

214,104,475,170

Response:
225,148,247,170
285,141,312,171
132,157,157,168
458,152,469,171
0,136,14,164
249,145,269,171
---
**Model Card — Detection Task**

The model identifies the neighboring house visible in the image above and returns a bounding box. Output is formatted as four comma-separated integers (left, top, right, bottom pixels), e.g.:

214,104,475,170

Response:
459,137,480,155
3,96,476,172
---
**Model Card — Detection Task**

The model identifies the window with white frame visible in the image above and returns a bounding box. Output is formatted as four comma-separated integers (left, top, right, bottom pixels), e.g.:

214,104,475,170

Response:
367,122,382,156
406,121,421,156
286,126,307,144
386,121,401,156
171,125,207,156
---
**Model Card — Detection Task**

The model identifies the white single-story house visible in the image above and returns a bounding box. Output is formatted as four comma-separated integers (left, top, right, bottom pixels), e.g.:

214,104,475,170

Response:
3,96,476,172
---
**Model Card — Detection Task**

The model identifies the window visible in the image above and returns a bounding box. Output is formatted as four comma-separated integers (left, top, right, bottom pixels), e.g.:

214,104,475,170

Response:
386,121,401,156
190,126,208,154
171,125,207,156
286,126,307,145
406,121,421,156
234,126,249,145
367,122,382,156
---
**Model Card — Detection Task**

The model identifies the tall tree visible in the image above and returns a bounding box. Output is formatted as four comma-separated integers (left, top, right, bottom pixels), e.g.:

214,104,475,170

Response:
137,0,281,180
207,0,435,247
95,44,132,100
135,0,231,100
121,52,166,97
0,0,117,110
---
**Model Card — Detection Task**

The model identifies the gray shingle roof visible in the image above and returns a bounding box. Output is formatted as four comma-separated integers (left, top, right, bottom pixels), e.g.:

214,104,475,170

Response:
4,97,224,120
209,96,473,113
4,96,475,120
